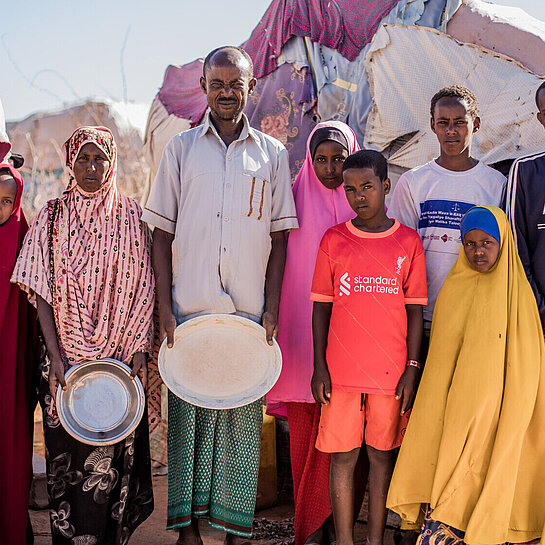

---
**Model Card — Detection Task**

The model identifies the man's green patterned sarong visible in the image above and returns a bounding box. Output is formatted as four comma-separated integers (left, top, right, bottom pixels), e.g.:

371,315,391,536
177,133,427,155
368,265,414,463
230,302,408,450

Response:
166,393,263,537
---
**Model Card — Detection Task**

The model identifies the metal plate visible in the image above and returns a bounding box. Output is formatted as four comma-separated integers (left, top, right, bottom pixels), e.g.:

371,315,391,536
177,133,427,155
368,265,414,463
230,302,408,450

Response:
158,314,282,409
57,358,145,445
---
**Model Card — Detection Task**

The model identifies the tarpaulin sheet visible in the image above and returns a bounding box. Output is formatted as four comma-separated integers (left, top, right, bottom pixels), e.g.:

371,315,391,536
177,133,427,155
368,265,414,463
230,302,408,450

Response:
242,0,401,79
277,0,461,141
156,0,419,123
154,0,460,139
447,0,545,76
143,97,191,182
363,24,545,169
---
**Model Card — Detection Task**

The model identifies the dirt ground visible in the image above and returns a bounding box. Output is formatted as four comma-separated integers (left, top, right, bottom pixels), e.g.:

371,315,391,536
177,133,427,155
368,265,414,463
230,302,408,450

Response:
30,409,396,545
30,477,395,545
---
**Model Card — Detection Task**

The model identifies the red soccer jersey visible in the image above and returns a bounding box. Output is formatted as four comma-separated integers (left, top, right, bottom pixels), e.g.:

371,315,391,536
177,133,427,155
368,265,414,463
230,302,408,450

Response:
311,220,427,394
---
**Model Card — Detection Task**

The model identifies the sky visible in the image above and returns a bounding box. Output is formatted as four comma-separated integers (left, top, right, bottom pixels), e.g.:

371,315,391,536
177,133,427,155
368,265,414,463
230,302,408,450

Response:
2,0,545,121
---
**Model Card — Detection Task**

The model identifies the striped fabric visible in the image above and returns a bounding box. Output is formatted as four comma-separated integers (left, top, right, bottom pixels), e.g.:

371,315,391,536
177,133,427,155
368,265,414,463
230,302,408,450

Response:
12,126,154,366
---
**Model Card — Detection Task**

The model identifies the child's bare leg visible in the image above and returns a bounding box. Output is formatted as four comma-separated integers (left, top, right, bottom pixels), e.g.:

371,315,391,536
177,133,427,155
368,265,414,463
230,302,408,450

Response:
330,447,361,545
354,447,370,523
366,446,396,545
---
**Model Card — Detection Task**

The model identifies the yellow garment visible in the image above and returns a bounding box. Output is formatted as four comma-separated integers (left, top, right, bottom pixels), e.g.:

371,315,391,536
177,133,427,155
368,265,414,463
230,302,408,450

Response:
387,206,545,545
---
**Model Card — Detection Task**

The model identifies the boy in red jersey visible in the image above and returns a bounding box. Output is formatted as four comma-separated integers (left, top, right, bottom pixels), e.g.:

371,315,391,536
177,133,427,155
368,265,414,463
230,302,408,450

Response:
311,150,427,545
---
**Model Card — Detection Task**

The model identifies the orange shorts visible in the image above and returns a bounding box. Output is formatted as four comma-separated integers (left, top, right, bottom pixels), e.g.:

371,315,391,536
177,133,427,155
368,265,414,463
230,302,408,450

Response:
315,389,409,453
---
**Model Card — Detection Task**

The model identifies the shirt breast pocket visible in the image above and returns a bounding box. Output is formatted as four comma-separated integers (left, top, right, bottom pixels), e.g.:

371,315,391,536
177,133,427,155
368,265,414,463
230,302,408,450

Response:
242,172,271,221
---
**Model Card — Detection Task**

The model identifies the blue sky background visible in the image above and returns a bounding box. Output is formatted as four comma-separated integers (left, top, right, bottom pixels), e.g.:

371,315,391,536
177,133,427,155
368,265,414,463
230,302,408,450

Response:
2,0,544,120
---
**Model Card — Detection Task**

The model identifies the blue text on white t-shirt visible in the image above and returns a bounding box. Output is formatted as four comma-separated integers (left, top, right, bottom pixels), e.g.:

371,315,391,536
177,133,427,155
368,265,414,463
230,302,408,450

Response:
418,200,474,230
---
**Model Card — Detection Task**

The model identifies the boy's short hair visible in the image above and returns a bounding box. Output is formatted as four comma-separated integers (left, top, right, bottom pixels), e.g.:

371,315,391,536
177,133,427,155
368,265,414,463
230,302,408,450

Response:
535,81,545,107
342,150,388,181
430,85,479,120
0,167,13,177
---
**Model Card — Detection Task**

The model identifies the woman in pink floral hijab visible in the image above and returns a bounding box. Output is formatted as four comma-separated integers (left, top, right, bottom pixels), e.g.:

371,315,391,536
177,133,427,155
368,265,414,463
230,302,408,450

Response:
12,126,155,544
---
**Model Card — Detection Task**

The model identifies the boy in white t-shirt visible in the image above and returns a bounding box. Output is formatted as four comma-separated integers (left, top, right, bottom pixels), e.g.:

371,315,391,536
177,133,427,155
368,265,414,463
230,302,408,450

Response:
388,85,506,339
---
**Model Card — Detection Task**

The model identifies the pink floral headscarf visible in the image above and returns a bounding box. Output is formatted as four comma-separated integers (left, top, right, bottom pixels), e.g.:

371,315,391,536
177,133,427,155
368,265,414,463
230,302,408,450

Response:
63,126,118,233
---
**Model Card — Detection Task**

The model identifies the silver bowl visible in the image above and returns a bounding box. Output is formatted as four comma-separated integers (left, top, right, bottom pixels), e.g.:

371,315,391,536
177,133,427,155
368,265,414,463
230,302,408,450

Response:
56,358,145,445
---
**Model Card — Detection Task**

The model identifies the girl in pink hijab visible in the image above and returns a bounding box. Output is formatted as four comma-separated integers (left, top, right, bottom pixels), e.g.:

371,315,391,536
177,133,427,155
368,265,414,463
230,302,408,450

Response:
267,121,359,545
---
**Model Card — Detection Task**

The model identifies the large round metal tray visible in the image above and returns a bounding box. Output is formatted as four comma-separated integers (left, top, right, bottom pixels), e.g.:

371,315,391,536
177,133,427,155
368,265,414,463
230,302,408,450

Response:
158,314,282,409
57,358,145,445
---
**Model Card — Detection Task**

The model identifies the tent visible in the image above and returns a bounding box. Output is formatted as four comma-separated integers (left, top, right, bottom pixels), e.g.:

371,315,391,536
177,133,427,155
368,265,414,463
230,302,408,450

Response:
447,0,545,76
140,0,545,472
143,0,545,195
7,99,150,219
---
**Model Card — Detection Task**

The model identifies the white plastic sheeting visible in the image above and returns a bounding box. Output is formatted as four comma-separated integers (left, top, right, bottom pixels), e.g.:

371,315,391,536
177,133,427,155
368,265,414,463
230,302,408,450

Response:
142,97,191,184
447,0,545,76
142,0,462,187
363,24,545,169
277,0,462,136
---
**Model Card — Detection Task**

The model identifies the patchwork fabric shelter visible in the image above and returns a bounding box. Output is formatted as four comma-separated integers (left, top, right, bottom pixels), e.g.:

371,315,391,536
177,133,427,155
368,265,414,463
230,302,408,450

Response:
144,0,545,193
243,0,401,78
141,0,545,444
143,0,462,185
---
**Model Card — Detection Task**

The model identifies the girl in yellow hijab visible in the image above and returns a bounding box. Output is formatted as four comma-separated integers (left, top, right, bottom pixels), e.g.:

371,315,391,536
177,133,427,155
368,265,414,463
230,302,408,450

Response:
387,206,545,545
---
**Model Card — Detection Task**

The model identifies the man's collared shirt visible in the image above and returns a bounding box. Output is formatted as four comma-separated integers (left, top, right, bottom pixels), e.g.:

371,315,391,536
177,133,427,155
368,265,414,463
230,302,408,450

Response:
142,111,298,322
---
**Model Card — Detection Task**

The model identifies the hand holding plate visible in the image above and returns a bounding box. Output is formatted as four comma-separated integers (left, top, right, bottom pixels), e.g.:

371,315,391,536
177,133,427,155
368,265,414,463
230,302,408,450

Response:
131,351,148,389
262,310,278,346
158,314,282,409
49,357,67,401
160,309,177,348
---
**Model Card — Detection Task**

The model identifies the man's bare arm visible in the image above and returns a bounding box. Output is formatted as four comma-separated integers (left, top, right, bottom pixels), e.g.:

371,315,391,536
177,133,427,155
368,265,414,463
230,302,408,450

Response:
262,230,287,345
152,228,176,347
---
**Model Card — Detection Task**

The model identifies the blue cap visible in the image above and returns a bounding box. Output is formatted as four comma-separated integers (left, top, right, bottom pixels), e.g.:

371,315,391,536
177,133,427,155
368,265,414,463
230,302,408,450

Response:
460,207,500,243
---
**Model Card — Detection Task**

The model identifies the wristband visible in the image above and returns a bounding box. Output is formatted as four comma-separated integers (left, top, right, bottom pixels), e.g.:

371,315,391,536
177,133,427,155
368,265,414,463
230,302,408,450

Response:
406,359,421,370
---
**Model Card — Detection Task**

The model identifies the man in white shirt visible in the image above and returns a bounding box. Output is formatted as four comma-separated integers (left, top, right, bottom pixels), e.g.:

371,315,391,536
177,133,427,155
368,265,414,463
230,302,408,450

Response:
142,46,298,545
